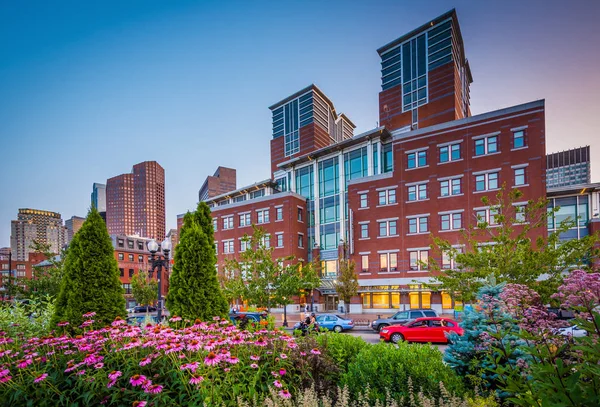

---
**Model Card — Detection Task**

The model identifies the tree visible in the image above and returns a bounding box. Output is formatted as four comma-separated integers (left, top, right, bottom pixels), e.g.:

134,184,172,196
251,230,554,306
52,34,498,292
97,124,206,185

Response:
426,187,599,304
166,202,228,321
224,226,320,311
335,259,358,313
131,269,157,312
51,207,126,328
23,241,66,300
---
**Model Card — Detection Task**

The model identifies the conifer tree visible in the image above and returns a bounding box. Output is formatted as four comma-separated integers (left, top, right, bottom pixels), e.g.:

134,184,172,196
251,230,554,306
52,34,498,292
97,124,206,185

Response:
166,202,228,320
51,207,126,328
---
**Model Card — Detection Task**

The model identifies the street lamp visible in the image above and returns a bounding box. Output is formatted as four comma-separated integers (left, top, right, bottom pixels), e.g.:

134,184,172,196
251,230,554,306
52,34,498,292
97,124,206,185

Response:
147,238,172,323
282,297,288,327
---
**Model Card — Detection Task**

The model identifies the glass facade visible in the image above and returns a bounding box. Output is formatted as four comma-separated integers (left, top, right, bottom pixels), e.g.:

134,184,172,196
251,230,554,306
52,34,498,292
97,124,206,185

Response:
547,196,590,241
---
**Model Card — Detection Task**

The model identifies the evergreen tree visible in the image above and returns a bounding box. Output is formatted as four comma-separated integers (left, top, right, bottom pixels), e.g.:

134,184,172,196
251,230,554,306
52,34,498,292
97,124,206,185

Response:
51,207,126,328
166,202,228,320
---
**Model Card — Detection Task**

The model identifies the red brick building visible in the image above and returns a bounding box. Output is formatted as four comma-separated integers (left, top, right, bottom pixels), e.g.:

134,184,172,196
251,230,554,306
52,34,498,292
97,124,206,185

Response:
106,161,166,241
0,251,47,299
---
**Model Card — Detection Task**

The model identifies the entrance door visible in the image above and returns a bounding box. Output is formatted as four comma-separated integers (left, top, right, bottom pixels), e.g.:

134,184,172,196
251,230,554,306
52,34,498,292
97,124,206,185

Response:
324,295,338,311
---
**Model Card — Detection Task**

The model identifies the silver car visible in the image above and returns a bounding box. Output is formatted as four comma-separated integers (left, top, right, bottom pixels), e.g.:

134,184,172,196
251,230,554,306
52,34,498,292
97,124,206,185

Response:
371,309,438,332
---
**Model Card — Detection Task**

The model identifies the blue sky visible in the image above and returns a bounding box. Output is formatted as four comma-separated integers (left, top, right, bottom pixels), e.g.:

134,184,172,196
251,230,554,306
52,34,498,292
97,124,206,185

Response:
1,0,599,246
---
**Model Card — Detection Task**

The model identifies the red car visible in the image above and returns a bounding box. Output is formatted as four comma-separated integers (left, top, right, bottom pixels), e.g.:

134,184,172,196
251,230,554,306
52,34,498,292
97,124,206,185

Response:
379,317,463,344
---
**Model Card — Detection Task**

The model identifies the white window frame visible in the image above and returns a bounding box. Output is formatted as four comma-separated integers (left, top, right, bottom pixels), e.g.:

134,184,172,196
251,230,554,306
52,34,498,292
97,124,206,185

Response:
361,255,369,272
276,233,284,248
222,216,234,230
223,240,235,254
474,207,500,226
360,223,369,239
359,193,368,208
407,182,428,202
378,188,397,206
378,219,398,237
407,214,429,235
408,249,429,271
474,171,500,192
379,252,398,272
298,233,304,248
473,133,500,157
239,212,251,227
257,209,270,224
438,175,463,197
438,142,462,163
275,206,283,221
439,210,463,231
240,238,250,252
406,148,428,169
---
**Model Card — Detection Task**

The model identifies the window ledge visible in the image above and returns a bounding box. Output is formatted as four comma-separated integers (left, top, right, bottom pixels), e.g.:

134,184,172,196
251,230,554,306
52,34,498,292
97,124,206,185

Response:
438,193,464,199
360,272,372,275
406,270,429,273
358,237,370,241
275,219,283,222
377,235,400,239
407,232,430,236
472,152,501,159
379,271,402,274
513,184,529,188
511,146,528,151
376,203,398,208
256,221,270,225
473,189,501,194
438,158,464,165
358,207,370,210
405,165,430,171
406,199,430,204
438,229,463,233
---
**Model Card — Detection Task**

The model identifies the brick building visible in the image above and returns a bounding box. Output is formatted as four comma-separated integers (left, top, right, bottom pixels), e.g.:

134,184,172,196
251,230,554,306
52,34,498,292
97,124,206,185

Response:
198,167,237,201
106,161,166,241
187,9,595,314
10,209,67,261
0,251,47,299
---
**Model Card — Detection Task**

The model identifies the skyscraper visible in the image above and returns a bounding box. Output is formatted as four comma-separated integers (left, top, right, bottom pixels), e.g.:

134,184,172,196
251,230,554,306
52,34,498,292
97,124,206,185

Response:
10,209,67,260
106,161,166,240
65,216,85,243
91,183,107,212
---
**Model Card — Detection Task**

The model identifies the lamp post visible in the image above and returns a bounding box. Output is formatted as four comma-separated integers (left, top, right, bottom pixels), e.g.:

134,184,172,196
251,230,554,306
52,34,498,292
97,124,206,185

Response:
282,297,288,327
147,238,172,323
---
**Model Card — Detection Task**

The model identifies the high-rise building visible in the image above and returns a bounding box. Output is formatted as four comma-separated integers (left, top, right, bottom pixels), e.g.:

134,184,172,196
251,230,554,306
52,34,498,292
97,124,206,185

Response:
91,183,107,212
198,167,237,202
546,146,591,188
106,161,166,240
10,209,67,260
65,216,85,243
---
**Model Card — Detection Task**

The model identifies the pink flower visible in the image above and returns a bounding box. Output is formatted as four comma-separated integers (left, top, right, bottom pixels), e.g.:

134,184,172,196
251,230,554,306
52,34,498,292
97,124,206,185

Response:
227,357,239,364
250,355,260,361
111,318,126,327
273,380,283,388
57,321,69,327
16,359,32,369
33,373,48,383
130,374,147,387
132,402,147,407
0,376,12,383
189,375,204,385
280,353,288,359
204,352,219,366
279,369,286,376
80,320,94,328
223,367,230,372
76,370,86,375
0,369,10,378
310,348,321,355
279,389,291,399
212,316,221,321
108,371,122,381
139,358,152,367
144,384,163,394
94,363,104,369
169,316,182,322
300,352,306,356
250,363,258,369
83,312,96,318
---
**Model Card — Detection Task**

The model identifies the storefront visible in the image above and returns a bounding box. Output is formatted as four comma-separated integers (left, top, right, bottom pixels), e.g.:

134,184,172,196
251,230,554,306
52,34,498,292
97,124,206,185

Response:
359,285,457,314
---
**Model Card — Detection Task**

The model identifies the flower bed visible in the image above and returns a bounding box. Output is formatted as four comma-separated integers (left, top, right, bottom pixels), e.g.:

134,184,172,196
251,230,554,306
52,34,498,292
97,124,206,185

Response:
0,315,321,406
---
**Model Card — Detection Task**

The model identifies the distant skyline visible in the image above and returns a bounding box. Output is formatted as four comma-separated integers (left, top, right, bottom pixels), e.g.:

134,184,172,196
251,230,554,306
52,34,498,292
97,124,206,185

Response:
1,0,599,247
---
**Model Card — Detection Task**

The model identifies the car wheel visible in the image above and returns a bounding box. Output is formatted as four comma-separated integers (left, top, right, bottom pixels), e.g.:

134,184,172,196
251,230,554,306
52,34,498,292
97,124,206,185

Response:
390,333,404,344
378,324,389,333
333,325,343,333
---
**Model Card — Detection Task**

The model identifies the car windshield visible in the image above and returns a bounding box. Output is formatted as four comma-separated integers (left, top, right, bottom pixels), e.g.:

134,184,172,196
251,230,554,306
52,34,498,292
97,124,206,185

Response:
393,312,408,320
423,310,437,317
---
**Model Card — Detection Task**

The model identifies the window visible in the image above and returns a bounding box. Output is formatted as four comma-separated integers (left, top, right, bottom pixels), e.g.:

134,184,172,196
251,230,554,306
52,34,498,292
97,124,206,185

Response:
138,255,143,263
515,204,527,223
239,213,251,227
409,250,429,271
276,207,283,221
474,135,498,156
407,183,428,201
361,255,369,272
278,99,299,157
360,224,369,239
514,168,526,186
118,253,124,261
119,268,124,277
128,254,134,262
261,235,271,249
129,269,134,278
442,249,462,270
240,239,249,252
359,193,368,208
234,195,246,203
276,234,284,248
408,216,428,234
250,189,264,199
127,240,134,249
223,240,234,254
298,234,304,248
137,242,143,250
440,178,462,197
222,216,233,230
475,172,499,192
440,212,463,231
475,208,500,226
297,208,303,222
513,130,526,149
123,283,132,295
439,143,461,163
378,220,398,237
401,34,427,111
257,209,269,224
379,253,398,272
407,150,427,169
214,243,218,255
378,189,396,205
117,239,124,248
213,219,218,231
382,143,393,173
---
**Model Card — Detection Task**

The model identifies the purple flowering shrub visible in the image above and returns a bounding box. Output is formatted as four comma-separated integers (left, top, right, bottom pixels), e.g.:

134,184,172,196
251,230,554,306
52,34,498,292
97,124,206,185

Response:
0,314,328,406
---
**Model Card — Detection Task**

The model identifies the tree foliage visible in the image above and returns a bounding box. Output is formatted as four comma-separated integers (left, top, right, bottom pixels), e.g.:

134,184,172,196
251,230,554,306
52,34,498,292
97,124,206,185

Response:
335,259,358,312
166,202,228,321
223,226,320,311
426,187,599,304
23,241,66,300
131,269,157,309
51,207,126,328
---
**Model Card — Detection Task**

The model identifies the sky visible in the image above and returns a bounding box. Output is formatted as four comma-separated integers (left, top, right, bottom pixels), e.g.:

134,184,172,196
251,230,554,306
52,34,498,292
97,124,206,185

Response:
1,0,599,247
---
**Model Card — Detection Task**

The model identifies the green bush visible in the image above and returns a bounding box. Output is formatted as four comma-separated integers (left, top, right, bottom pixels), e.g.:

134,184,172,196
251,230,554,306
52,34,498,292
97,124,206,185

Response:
316,332,367,373
341,342,465,403
0,296,55,339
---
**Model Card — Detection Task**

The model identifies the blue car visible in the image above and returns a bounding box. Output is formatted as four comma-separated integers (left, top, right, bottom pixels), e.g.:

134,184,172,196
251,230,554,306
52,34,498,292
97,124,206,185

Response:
315,314,354,333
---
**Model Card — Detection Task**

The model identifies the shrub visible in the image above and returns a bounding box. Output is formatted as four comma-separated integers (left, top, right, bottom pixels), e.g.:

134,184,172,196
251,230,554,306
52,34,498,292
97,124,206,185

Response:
342,342,464,403
316,332,367,373
0,297,55,339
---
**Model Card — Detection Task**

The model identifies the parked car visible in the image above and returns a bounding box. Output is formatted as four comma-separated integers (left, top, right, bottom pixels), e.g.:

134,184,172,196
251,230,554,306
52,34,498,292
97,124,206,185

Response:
126,315,160,326
133,305,157,313
557,324,587,338
371,309,438,332
229,311,267,328
315,314,354,333
379,317,463,344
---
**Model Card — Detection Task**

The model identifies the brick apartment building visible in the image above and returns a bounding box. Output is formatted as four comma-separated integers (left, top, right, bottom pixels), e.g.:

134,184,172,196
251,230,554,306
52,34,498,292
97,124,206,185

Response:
182,9,596,314
0,251,47,299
